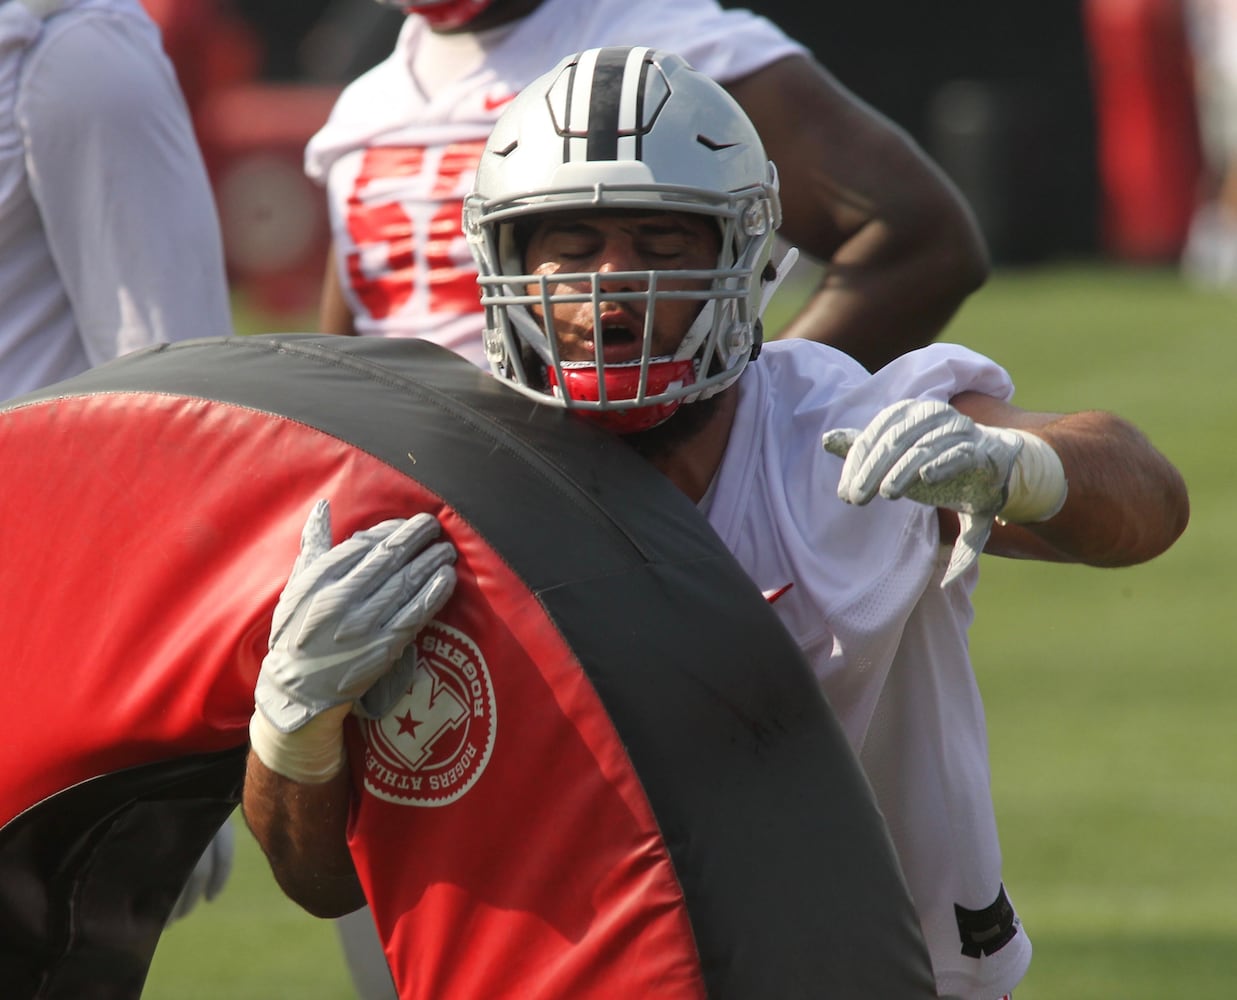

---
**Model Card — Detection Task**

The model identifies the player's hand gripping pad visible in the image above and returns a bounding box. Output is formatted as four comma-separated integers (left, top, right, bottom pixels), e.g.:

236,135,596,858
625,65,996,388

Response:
0,336,936,999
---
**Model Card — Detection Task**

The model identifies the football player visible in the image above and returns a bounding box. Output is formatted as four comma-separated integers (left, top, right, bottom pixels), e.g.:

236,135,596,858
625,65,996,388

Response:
251,47,1188,999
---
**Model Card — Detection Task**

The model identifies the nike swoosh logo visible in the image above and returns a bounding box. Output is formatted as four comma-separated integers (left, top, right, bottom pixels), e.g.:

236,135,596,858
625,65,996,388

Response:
761,583,794,604
484,93,515,112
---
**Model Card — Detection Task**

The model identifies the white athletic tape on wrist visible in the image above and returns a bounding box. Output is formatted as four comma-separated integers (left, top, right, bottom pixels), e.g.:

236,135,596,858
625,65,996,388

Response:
249,705,350,784
997,429,1067,524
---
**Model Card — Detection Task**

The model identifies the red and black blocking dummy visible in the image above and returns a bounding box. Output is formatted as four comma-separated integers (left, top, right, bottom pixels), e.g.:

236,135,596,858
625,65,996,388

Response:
0,335,936,998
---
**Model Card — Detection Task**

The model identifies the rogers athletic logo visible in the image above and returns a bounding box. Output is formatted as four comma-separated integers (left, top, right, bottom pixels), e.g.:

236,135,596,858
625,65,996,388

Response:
361,621,496,807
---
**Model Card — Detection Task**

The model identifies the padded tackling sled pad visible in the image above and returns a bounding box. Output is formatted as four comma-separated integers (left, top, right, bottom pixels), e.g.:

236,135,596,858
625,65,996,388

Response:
0,335,936,998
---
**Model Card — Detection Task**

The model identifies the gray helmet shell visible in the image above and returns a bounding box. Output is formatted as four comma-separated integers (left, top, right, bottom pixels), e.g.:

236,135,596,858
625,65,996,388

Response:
464,46,783,419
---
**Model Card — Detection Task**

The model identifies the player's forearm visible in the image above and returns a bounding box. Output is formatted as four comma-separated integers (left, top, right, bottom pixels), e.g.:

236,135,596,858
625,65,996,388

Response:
728,54,989,370
242,750,366,918
776,225,987,371
318,248,359,336
1022,411,1188,565
958,399,1190,567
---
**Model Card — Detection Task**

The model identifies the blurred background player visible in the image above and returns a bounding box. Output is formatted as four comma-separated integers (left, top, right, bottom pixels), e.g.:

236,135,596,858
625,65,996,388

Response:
0,0,234,913
1181,0,1237,286
0,0,233,400
306,0,989,374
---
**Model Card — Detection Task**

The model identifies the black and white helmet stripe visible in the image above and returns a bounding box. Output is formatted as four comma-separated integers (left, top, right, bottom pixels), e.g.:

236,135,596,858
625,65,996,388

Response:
547,47,668,164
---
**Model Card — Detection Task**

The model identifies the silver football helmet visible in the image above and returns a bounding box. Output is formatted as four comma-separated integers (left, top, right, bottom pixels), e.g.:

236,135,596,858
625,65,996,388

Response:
463,46,785,433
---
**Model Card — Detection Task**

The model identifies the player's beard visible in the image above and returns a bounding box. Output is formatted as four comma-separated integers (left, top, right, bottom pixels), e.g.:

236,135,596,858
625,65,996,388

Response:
619,393,723,463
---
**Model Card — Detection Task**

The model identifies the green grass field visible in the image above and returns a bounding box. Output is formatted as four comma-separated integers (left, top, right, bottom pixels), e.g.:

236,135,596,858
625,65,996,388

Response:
144,262,1237,997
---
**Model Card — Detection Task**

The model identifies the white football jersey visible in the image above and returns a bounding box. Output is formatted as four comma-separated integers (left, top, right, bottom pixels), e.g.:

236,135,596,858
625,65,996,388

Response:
704,339,1033,999
0,0,230,400
305,0,805,367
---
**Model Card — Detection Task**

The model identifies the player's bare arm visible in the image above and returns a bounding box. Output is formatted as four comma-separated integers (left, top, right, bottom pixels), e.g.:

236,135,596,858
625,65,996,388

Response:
824,392,1188,583
243,752,364,918
319,246,359,336
243,500,456,917
952,392,1190,566
726,54,989,370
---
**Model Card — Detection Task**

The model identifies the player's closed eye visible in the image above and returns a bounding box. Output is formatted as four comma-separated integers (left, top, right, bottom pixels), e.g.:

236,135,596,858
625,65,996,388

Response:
634,239,691,262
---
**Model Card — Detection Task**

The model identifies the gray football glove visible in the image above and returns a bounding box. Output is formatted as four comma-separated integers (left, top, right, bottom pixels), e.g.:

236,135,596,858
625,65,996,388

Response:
168,821,234,923
255,499,457,733
822,399,1024,586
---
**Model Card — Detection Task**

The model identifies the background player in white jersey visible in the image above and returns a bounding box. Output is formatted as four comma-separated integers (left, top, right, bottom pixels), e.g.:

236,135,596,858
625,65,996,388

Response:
1181,0,1237,286
0,0,233,401
308,0,988,373
0,0,235,911
248,47,1189,999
